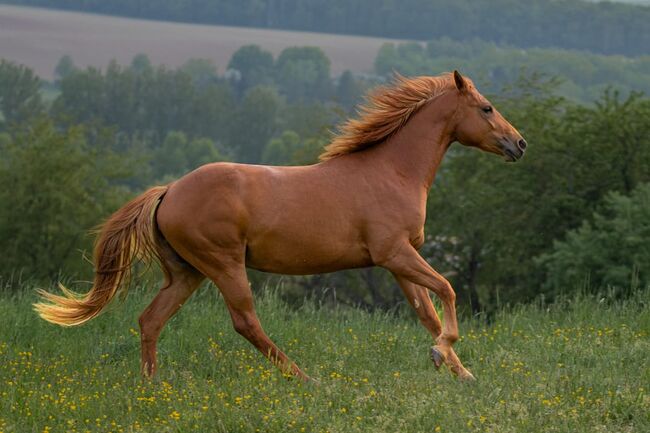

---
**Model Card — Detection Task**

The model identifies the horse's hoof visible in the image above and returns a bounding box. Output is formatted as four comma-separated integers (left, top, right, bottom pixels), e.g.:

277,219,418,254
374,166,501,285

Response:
430,346,445,369
459,370,476,382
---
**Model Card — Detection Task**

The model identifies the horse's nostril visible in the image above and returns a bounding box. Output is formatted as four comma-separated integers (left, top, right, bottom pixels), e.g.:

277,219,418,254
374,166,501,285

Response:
517,139,527,151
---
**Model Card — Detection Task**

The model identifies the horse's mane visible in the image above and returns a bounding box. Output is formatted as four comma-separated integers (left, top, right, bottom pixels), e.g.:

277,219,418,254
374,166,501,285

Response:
319,72,460,161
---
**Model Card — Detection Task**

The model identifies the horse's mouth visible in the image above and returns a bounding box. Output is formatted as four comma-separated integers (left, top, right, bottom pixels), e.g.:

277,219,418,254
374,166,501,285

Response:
501,145,525,162
498,136,526,162
503,148,520,162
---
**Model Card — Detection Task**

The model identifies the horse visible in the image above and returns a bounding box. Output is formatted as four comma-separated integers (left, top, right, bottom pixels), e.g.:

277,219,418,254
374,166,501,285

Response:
35,71,526,382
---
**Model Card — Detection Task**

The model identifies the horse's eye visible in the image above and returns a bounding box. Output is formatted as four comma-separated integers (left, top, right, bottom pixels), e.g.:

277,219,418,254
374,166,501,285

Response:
482,106,493,114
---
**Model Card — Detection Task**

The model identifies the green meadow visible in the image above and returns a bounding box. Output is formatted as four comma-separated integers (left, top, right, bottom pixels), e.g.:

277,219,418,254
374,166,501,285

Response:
0,284,648,433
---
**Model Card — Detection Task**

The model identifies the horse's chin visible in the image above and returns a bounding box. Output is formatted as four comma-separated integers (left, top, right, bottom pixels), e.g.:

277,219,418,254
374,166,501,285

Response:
503,148,523,162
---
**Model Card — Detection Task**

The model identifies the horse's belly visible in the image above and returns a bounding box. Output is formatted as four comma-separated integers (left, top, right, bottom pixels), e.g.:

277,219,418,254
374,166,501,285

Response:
245,233,372,275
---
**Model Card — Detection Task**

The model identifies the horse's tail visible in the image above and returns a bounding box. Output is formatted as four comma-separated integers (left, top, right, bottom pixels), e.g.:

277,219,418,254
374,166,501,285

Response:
34,185,169,326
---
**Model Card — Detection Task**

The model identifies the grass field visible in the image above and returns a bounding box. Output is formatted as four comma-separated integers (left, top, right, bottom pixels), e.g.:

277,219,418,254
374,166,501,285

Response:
0,283,648,433
0,4,408,80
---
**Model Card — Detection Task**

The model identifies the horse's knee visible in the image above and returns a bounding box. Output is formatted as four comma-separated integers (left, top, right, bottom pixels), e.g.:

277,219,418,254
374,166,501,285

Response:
435,280,456,304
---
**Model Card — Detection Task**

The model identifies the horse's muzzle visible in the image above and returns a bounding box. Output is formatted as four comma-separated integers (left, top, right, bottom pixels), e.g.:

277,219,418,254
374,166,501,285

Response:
500,138,526,162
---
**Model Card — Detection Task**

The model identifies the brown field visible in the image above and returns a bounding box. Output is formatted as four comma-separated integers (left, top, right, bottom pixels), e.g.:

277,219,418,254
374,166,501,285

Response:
0,5,411,80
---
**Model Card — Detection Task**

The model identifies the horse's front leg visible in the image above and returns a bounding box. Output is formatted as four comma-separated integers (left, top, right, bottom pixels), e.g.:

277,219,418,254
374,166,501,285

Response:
394,275,442,340
381,244,475,381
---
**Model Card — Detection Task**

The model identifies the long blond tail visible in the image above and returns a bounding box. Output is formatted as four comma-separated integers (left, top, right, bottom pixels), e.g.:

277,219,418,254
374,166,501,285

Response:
34,186,169,326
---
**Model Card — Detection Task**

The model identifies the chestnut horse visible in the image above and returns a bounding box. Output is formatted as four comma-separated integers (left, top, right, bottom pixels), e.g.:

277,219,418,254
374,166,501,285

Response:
35,71,526,382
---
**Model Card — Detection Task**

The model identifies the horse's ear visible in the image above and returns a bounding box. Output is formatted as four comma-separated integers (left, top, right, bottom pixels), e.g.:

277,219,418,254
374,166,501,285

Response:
453,70,466,92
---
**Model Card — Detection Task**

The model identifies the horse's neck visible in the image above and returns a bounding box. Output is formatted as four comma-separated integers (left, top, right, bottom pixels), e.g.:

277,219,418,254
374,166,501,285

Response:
371,92,457,190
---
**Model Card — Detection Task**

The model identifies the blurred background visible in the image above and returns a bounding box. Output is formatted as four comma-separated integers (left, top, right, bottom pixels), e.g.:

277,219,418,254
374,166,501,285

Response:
1,0,649,315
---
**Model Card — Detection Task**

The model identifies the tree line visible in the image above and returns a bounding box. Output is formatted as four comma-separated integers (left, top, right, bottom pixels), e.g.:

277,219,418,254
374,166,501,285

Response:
1,46,649,313
4,0,650,57
375,39,650,102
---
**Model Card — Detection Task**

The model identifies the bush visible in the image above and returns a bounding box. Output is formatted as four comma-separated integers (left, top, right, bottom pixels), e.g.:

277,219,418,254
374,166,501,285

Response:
539,183,650,293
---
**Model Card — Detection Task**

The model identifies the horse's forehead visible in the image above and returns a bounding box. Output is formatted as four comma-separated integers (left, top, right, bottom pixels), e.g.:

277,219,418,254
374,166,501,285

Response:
467,85,489,103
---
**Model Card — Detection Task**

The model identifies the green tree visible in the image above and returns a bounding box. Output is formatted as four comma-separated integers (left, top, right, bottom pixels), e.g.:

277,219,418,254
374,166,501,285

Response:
227,45,275,97
230,86,280,163
262,130,300,165
54,55,77,82
335,70,364,110
0,118,130,280
181,58,219,88
130,53,153,75
0,60,44,130
539,183,650,293
152,131,228,179
262,130,324,165
275,47,331,102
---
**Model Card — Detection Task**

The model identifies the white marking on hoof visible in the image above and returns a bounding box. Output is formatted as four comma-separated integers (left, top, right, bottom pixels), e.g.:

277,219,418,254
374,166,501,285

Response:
413,297,420,309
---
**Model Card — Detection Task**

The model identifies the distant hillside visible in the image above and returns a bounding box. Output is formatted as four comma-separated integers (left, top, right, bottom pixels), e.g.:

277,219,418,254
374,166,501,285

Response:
375,39,650,102
2,0,649,56
0,5,406,80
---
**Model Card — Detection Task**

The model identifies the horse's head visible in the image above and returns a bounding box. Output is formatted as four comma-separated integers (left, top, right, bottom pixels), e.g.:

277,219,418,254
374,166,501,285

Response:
451,70,526,162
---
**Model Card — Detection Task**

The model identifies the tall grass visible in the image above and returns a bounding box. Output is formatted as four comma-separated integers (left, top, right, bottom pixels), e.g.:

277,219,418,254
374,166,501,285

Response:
0,283,648,432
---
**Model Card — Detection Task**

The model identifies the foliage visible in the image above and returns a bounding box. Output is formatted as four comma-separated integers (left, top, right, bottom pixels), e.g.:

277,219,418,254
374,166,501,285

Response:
0,118,131,279
227,45,275,97
274,47,332,103
4,0,650,56
54,54,76,82
375,39,650,102
0,59,44,129
52,59,236,141
0,286,648,432
262,130,325,166
152,131,229,180
539,183,650,293
230,86,281,163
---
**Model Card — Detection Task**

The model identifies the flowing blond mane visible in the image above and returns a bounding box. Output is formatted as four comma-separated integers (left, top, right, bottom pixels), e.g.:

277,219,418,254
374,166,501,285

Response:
319,73,459,161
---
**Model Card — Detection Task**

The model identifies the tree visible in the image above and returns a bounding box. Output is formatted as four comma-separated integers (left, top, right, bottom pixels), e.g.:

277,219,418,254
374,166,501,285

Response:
275,47,331,102
152,131,229,180
374,40,650,102
262,130,324,165
230,86,280,163
538,183,650,293
227,45,275,97
0,118,131,280
0,60,44,130
130,53,153,75
262,130,300,165
54,55,77,82
52,66,106,126
335,70,364,110
181,58,219,88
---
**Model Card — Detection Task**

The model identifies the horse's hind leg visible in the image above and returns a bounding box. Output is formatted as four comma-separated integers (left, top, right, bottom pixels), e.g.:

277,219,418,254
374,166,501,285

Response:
139,247,204,377
204,262,311,382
